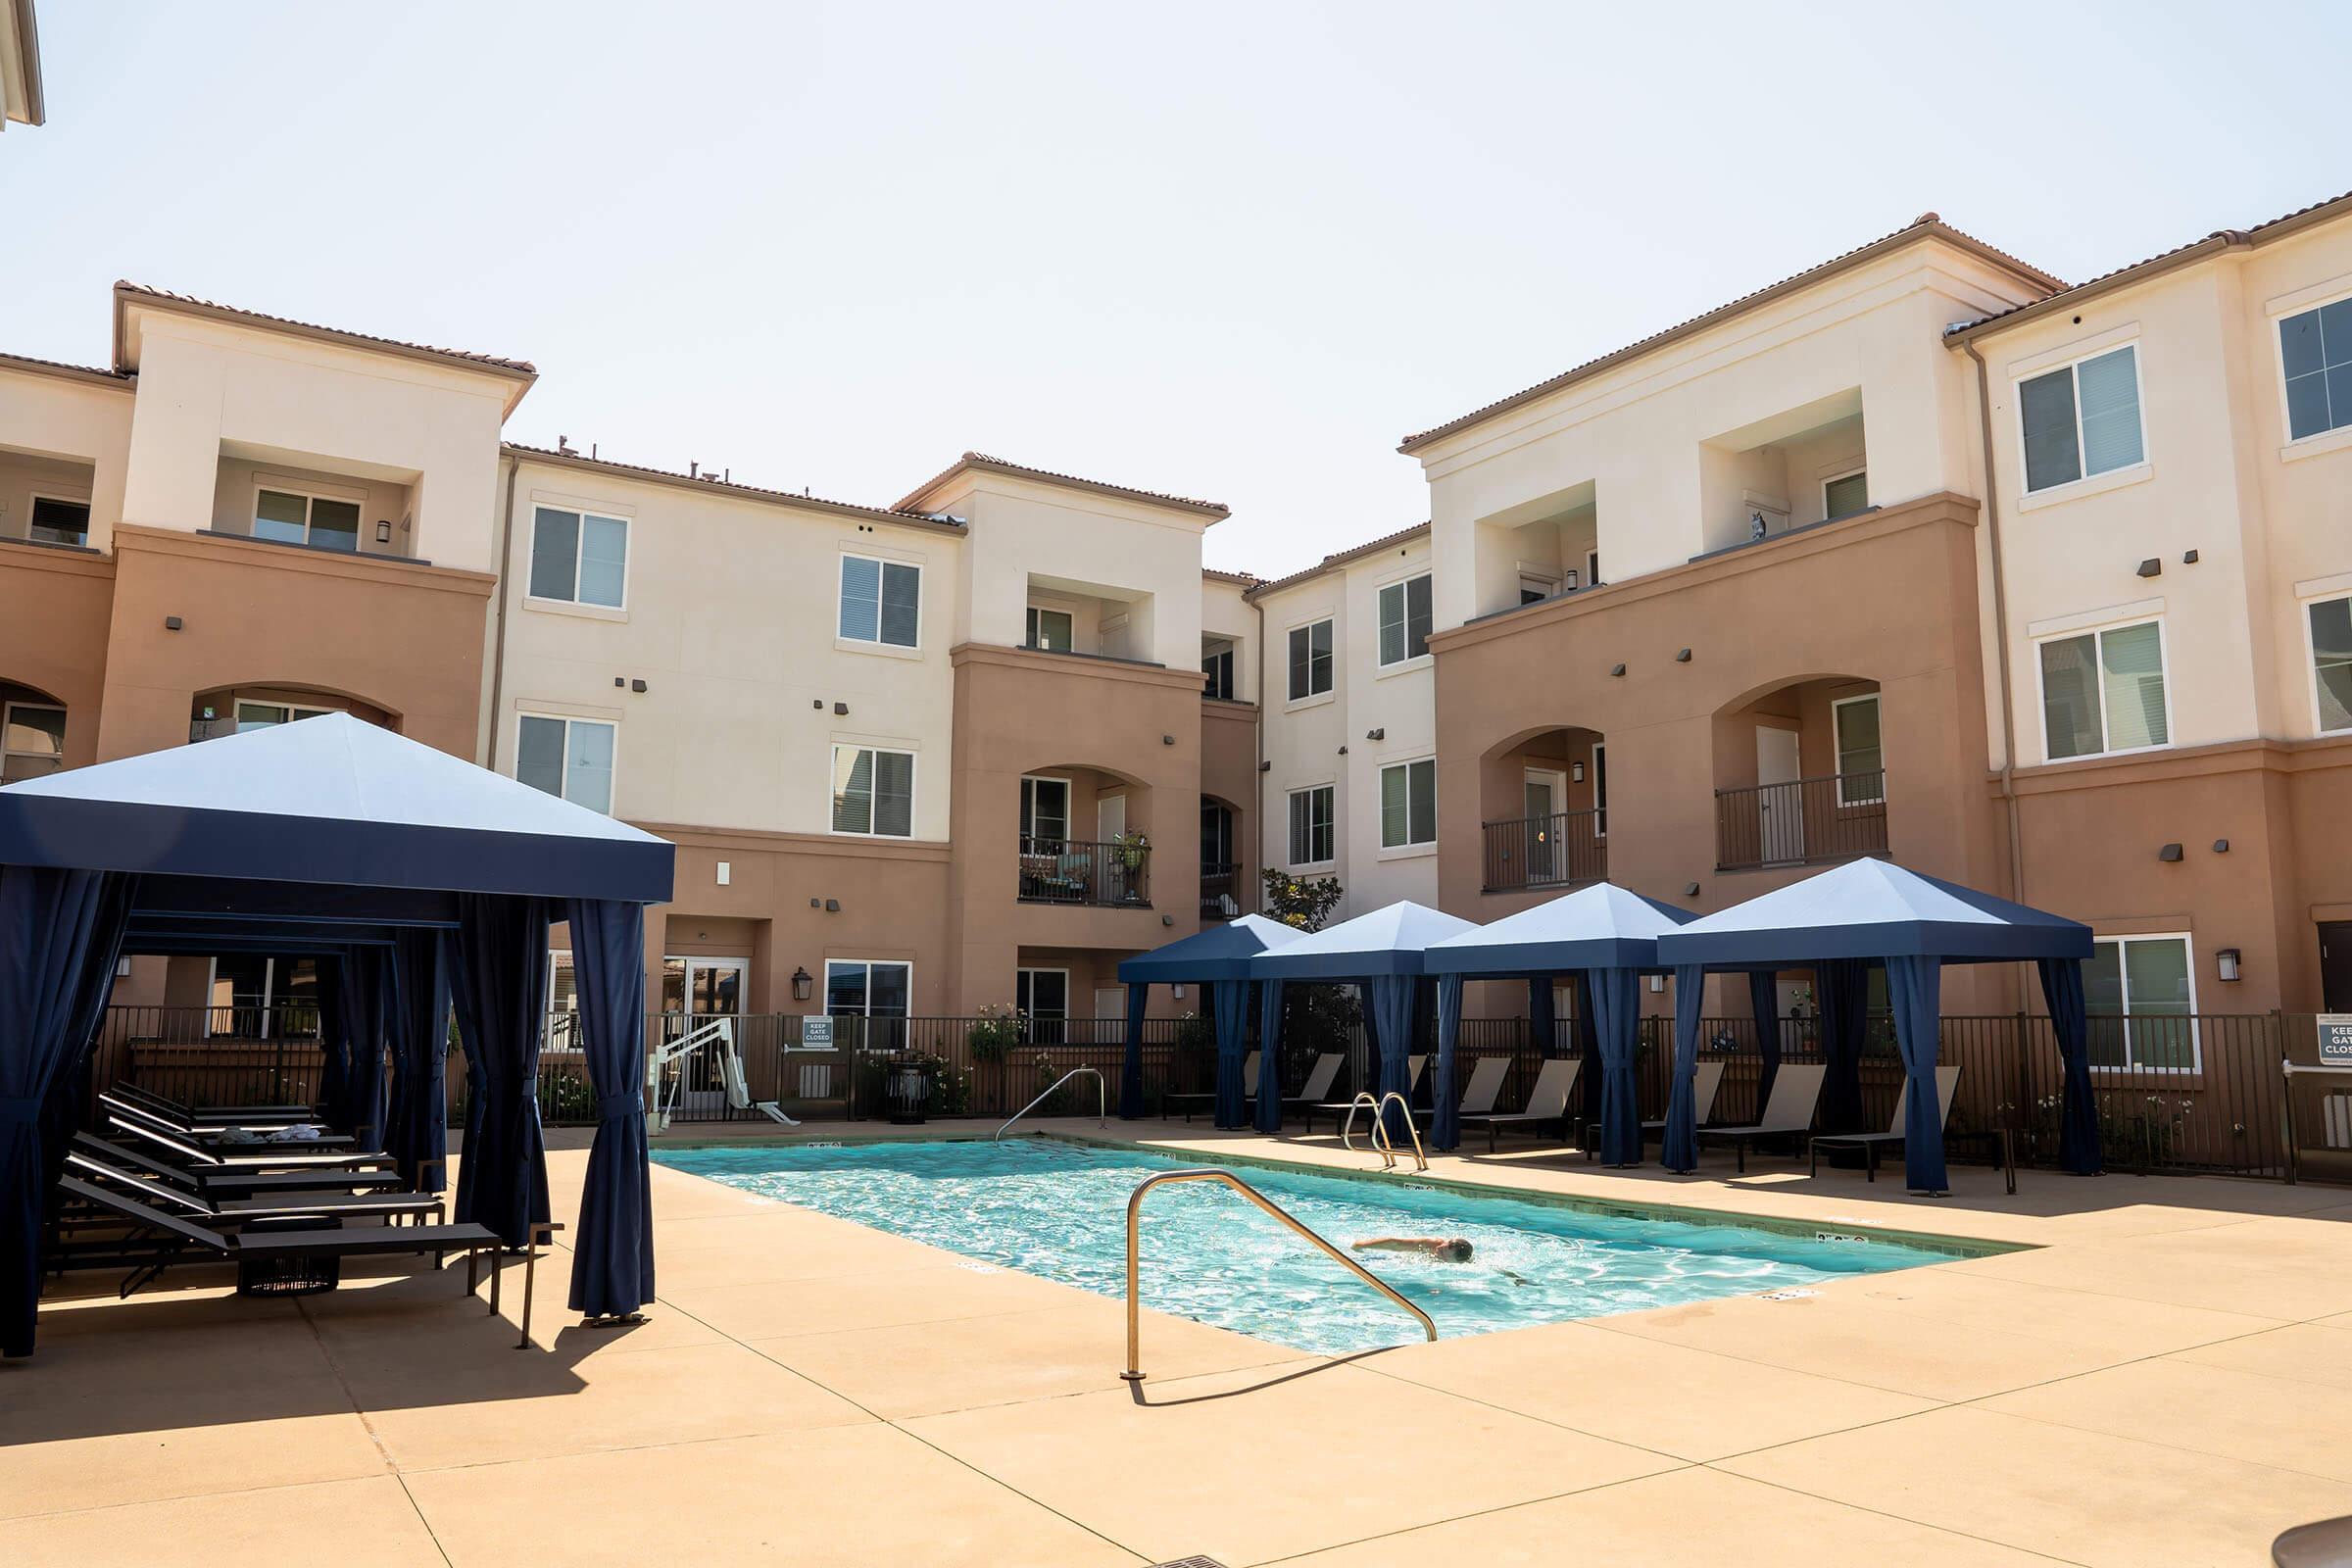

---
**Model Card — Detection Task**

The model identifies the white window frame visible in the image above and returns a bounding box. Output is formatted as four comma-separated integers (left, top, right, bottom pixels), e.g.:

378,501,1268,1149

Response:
1377,757,1437,850
1821,467,1868,518
2087,932,2201,1074
24,491,93,547
1024,604,1075,653
233,700,337,733
1019,773,1072,844
1591,741,1607,838
1201,641,1237,701
2306,592,2352,736
1287,782,1336,868
1,700,67,778
828,743,917,839
823,958,914,1016
1015,967,1070,1020
2032,615,2174,763
1375,571,1434,669
834,550,924,651
526,504,632,610
2270,281,2352,453
1517,568,1559,606
514,711,618,813
253,479,368,552
1585,548,1601,587
2014,341,2147,496
1287,615,1335,703
1831,692,1885,806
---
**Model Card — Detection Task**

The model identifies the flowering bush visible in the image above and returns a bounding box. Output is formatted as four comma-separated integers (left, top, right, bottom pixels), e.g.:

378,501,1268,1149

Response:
966,1003,1025,1063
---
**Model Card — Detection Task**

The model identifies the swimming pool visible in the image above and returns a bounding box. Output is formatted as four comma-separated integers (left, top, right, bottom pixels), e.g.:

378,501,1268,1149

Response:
656,1138,1976,1355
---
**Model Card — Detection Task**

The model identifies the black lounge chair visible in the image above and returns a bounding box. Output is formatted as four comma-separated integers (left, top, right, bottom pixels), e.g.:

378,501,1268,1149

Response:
1808,1065,1963,1183
1460,1057,1581,1152
1163,1052,1259,1122
55,1175,543,1348
111,1082,320,1129
67,1150,445,1227
70,1133,407,1198
1693,1064,1827,1173
105,1113,392,1173
1305,1055,1428,1135
99,1091,354,1148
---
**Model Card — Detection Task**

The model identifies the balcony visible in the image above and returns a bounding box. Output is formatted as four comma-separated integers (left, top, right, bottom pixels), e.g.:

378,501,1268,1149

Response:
1017,836,1152,907
1714,771,1887,872
1200,861,1242,919
1482,808,1607,893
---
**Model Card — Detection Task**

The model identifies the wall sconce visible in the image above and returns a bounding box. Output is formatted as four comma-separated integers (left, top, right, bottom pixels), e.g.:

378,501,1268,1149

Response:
2157,843,2184,862
791,966,813,1003
2215,949,2242,983
2212,839,2230,854
1162,734,1176,746
1571,761,1585,783
1684,882,1701,898
1648,974,1667,994
374,519,393,544
1365,727,1385,741
1258,760,1271,772
1675,648,1692,662
2136,558,2162,578
1608,662,1627,677
823,898,840,912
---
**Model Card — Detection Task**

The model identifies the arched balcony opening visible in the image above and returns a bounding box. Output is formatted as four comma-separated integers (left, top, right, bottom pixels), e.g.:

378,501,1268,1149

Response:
1711,674,1886,871
1477,723,1608,893
1016,762,1153,908
1,678,69,783
189,683,397,744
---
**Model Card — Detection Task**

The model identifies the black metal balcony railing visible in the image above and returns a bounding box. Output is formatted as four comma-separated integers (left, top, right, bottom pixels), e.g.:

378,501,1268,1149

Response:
1715,770,1888,872
1017,836,1152,907
1199,862,1242,920
1481,808,1607,893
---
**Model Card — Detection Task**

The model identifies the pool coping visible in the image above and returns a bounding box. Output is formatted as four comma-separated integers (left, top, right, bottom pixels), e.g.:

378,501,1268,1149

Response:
653,1127,2034,1262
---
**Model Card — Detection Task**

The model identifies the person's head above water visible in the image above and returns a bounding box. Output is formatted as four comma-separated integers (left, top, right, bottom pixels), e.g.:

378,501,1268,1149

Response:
1440,1238,1473,1262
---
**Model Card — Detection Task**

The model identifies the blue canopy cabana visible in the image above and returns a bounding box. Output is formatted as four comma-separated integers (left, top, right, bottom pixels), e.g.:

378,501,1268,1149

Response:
0,714,674,1356
1653,859,2097,1194
1250,902,1477,1139
1422,883,1693,1157
1116,914,1303,1125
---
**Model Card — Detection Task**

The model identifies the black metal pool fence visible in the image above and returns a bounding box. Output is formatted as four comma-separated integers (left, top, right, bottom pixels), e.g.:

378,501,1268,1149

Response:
84,1006,2344,1184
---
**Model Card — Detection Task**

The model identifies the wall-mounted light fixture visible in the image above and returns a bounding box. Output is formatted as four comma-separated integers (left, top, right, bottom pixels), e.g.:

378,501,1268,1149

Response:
1608,662,1627,677
1338,745,1349,755
1571,761,1585,783
1172,983,1186,1000
2182,549,2200,564
1162,913,1175,926
1365,727,1385,741
1162,734,1175,746
791,966,813,1003
2136,558,2163,578
164,615,183,631
374,519,393,544
1648,974,1667,994
2212,839,2230,854
631,679,648,693
2215,948,2242,983
1675,648,1692,662
2157,843,2184,862
1684,882,1701,898
823,898,841,912
833,702,849,715
1258,760,1271,772
715,859,731,887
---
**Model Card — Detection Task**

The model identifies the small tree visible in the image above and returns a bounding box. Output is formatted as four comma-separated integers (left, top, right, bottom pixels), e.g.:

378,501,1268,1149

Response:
1256,869,1360,1084
1259,869,1344,932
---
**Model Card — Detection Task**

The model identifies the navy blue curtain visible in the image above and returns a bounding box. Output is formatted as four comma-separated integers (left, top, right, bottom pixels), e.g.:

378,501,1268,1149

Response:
1211,979,1250,1129
1433,974,1463,1151
567,898,655,1319
1660,963,1704,1172
2039,956,2101,1175
340,946,390,1152
1528,976,1558,1057
451,893,553,1248
385,928,452,1192
1367,974,1415,1142
3,867,133,1358
1588,966,1642,1165
1886,955,1949,1193
1569,975,1600,1120
1747,969,1781,1124
1118,981,1148,1118
1815,957,1869,1134
1253,980,1284,1133
316,956,353,1130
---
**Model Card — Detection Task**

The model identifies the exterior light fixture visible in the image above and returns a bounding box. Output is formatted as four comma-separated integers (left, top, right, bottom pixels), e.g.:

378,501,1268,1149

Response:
1609,662,1627,677
2212,839,2230,854
2182,549,2199,564
2157,843,2184,862
1366,727,1385,741
1162,734,1175,746
164,615,183,631
1162,913,1175,926
833,702,849,715
823,898,840,912
374,519,393,544
791,966,813,1003
2136,558,2162,578
1571,761,1585,783
1675,648,1692,662
1648,974,1667,994
1258,760,1271,772
1684,881,1701,897
2216,948,2242,983
631,679,648,693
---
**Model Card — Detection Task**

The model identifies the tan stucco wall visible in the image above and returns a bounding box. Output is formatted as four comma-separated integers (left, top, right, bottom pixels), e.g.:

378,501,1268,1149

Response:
0,542,115,768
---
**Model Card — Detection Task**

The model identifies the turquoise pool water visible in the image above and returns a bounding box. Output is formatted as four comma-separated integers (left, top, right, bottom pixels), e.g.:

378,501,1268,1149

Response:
656,1138,1963,1355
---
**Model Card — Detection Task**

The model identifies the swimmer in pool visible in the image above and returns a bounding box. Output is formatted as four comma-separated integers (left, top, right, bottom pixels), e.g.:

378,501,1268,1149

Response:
1351,1236,1475,1262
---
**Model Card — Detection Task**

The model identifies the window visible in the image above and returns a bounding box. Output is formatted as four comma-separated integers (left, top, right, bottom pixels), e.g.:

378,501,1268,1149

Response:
1517,572,1557,606
1200,801,1235,866
1592,742,1608,837
1019,776,1069,846
1288,784,1334,865
1832,694,1884,805
825,959,911,1052
1287,618,1334,701
2280,296,2352,442
530,507,628,607
1025,605,1073,653
1823,469,1868,519
2038,619,2168,760
255,486,362,552
1015,968,1068,1020
1586,549,1601,588
27,496,90,547
234,701,334,734
1378,758,1436,849
2020,345,2143,492
2086,934,2197,1071
831,745,913,837
1377,573,1433,666
516,714,615,812
2312,596,2352,734
828,552,919,648
1201,643,1235,701
1,702,65,783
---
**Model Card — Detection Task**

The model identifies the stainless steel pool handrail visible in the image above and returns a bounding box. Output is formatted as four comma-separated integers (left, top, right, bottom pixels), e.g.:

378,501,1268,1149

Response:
1120,1167,1436,1381
1340,1091,1428,1172
995,1066,1107,1140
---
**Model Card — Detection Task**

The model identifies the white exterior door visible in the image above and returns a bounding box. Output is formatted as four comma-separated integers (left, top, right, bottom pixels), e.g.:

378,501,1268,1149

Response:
1754,726,1804,862
1094,987,1125,1022
1097,793,1126,844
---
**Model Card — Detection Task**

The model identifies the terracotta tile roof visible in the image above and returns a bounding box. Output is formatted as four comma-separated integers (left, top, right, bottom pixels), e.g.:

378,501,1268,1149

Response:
0,348,132,385
504,443,959,531
897,451,1230,518
1201,566,1261,586
1242,521,1430,599
114,281,537,376
1946,187,2352,342
1398,215,2064,454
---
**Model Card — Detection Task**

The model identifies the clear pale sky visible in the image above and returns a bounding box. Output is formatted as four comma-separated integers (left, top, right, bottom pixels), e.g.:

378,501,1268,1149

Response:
4,2,2345,577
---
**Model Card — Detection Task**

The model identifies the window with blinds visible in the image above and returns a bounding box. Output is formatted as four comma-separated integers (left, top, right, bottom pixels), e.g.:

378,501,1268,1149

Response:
839,554,922,648
1378,758,1436,848
2311,596,2352,734
831,745,914,836
1288,618,1334,701
1288,784,1334,865
1377,573,1433,665
2280,296,2352,442
2020,345,2143,492
2038,619,2168,760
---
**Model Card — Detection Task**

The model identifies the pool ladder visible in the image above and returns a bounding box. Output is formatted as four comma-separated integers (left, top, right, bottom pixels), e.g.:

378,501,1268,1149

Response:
1339,1092,1428,1172
1121,1167,1437,1381
995,1067,1107,1140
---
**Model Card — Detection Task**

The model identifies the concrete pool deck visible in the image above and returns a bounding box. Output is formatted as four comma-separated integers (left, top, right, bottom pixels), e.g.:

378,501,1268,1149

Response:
7,1118,2352,1565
